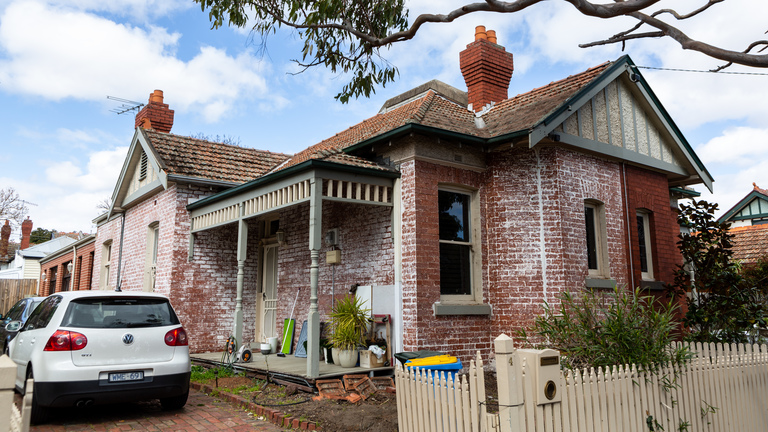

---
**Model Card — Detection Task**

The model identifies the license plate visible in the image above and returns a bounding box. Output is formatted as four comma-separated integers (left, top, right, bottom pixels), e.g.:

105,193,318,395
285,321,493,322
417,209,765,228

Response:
108,371,144,382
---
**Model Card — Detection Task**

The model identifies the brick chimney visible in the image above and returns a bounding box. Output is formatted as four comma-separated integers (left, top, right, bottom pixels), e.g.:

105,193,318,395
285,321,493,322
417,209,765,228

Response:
0,220,10,257
20,217,32,250
135,90,175,133
459,26,514,112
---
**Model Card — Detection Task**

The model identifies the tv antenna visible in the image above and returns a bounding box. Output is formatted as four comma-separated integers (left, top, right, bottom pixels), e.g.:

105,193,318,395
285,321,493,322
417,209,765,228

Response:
107,96,144,116
19,200,38,207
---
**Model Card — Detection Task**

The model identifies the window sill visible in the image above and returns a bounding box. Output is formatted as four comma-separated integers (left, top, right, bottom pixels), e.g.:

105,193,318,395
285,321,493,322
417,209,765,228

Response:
433,302,492,316
640,280,665,291
585,278,617,289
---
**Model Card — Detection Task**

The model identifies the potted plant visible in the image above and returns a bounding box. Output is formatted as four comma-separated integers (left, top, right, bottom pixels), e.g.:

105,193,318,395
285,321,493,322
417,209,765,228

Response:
328,295,371,367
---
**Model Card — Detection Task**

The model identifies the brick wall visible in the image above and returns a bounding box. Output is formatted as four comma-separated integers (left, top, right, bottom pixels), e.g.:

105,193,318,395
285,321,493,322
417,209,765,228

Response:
625,165,682,288
39,240,95,296
398,145,636,364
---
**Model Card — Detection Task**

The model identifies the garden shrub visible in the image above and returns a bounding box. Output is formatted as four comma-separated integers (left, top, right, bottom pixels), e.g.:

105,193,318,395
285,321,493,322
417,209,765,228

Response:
518,287,689,370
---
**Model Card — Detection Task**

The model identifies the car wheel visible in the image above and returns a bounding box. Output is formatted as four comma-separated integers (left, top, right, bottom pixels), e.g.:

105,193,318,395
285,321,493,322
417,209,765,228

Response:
27,367,50,425
160,388,189,411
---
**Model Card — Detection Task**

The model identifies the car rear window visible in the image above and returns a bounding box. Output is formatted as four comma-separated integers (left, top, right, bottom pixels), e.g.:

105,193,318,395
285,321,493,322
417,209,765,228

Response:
62,297,180,328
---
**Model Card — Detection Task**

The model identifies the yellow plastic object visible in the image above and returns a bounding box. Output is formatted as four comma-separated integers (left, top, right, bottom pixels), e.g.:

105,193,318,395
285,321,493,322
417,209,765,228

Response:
405,355,458,366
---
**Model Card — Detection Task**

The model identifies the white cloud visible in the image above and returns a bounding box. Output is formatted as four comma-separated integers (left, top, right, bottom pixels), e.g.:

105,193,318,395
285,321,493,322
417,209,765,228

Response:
0,1,272,123
697,127,768,167
2,145,127,233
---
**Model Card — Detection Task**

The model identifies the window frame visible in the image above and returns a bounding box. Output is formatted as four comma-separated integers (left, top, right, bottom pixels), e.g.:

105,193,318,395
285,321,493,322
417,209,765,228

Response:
437,185,482,305
100,241,112,290
636,210,654,281
143,222,160,292
584,200,610,278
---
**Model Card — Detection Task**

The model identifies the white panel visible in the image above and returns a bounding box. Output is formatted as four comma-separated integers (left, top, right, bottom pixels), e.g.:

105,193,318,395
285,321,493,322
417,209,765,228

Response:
581,100,594,140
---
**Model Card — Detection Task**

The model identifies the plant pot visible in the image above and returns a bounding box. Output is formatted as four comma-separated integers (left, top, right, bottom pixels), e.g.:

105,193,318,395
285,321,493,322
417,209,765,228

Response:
336,348,359,368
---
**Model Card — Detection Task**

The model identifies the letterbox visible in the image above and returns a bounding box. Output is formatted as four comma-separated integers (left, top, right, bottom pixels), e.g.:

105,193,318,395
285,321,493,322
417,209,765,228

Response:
515,348,562,405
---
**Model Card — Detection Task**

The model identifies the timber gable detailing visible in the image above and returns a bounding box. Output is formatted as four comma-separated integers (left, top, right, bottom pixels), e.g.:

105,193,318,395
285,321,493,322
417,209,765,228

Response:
554,79,680,168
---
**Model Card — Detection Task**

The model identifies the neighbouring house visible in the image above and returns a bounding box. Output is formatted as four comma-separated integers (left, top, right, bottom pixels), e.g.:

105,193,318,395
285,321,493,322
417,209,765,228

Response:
0,218,77,281
92,89,291,347
38,234,96,296
718,183,768,265
94,26,712,376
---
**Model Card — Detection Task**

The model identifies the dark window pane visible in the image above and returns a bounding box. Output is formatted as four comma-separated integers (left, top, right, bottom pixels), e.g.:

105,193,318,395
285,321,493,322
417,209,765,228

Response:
24,296,62,330
63,297,179,328
637,215,648,273
439,191,469,242
585,207,598,270
440,243,471,295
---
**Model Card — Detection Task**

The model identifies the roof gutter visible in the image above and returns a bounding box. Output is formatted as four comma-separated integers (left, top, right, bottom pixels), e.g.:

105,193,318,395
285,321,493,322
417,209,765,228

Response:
343,123,487,155
166,174,241,188
187,159,400,211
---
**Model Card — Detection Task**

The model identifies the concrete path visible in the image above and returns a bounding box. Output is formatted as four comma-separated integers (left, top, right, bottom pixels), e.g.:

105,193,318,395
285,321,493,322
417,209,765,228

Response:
21,388,283,431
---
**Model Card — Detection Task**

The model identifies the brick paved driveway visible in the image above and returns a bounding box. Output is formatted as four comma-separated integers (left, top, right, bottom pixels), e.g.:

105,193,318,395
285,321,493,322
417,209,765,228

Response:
20,388,283,431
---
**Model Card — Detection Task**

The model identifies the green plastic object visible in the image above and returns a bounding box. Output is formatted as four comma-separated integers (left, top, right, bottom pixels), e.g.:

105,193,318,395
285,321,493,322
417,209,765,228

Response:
281,318,295,354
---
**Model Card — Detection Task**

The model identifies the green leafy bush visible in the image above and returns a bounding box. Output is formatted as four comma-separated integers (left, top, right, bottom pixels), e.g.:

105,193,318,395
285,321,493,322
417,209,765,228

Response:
668,199,767,343
328,295,371,350
518,287,689,370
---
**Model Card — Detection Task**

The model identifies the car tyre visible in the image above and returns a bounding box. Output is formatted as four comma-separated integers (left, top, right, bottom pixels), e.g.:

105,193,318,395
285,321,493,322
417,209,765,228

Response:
160,388,189,411
27,367,50,425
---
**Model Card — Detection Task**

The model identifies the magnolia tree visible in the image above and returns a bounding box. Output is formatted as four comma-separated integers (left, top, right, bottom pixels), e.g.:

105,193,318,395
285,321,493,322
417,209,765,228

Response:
194,0,768,101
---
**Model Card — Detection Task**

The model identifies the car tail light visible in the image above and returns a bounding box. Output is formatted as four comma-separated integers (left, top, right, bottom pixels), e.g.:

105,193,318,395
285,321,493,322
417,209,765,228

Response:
44,330,88,351
165,327,188,346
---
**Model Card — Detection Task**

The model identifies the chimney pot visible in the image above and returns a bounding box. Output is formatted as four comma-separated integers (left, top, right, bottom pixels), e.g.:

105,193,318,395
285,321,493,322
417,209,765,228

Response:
487,30,497,44
150,89,164,104
475,26,487,41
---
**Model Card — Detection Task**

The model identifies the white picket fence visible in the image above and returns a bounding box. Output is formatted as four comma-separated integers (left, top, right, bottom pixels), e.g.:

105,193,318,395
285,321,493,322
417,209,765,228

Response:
0,355,32,432
396,352,499,432
397,335,768,432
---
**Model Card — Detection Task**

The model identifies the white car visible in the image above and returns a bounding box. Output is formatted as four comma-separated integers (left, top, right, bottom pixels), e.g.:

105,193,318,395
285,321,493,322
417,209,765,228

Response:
7,290,190,424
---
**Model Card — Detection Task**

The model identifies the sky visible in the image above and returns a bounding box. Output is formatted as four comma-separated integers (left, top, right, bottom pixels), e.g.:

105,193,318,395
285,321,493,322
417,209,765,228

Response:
1,0,767,239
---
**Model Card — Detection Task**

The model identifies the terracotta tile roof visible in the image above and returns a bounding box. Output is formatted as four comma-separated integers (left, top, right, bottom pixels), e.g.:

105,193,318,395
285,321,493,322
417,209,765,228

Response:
273,61,613,173
730,225,768,265
484,62,610,136
143,129,291,183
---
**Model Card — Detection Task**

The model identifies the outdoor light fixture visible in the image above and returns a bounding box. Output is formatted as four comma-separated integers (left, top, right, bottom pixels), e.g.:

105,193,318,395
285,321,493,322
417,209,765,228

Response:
67,262,73,273
276,229,286,246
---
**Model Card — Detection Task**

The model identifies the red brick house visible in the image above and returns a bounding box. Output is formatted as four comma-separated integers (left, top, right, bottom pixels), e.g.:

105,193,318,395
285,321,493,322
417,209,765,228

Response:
718,183,768,265
39,235,96,296
95,27,712,377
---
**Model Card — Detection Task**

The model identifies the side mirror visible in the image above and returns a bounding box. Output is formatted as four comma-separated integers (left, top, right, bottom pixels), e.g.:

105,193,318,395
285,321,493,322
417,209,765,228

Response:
5,321,22,332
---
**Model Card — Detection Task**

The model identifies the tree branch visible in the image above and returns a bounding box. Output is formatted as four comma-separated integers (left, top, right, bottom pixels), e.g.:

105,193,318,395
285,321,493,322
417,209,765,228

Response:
194,0,768,102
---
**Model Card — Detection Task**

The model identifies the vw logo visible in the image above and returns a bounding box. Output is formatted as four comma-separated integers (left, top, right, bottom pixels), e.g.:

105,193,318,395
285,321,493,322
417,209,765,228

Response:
122,334,134,345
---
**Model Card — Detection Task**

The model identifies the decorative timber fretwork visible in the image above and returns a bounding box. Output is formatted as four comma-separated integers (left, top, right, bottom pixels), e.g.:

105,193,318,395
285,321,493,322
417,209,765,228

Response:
323,179,391,205
190,175,393,233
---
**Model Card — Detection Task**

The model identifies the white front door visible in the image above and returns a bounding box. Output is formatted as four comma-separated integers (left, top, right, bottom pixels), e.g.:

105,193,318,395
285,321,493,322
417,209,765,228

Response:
258,244,279,342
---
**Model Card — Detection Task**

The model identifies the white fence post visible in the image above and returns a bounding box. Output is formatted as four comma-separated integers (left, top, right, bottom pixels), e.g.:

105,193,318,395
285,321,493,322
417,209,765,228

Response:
494,334,525,432
0,355,16,432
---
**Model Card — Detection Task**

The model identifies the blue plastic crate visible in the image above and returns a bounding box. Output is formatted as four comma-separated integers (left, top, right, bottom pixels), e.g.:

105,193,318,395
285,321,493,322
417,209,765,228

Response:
407,360,463,381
